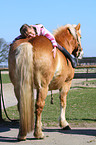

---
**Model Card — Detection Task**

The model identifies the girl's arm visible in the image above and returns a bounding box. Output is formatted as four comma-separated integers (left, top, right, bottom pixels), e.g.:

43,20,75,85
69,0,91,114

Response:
41,27,57,48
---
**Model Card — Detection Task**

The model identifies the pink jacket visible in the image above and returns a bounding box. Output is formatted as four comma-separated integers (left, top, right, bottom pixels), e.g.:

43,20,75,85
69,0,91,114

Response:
11,24,57,48
32,24,57,47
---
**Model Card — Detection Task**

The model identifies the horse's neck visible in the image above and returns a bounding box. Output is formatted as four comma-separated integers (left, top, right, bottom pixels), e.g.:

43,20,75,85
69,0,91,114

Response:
54,27,76,55
56,36,73,54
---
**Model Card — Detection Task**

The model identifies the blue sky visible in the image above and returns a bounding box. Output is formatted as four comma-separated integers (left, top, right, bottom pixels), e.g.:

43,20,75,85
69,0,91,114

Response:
0,0,96,57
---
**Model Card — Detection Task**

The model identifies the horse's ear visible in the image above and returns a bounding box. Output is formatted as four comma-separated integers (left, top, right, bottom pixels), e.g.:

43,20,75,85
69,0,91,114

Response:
75,23,81,31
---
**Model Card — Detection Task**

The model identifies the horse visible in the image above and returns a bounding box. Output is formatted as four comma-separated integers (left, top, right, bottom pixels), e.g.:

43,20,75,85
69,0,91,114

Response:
8,23,83,141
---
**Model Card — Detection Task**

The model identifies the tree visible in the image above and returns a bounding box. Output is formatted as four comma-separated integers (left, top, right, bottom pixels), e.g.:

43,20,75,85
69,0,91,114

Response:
0,38,10,63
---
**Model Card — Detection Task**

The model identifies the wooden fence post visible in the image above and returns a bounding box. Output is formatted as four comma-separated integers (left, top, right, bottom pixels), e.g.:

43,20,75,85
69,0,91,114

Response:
86,68,88,81
0,70,3,122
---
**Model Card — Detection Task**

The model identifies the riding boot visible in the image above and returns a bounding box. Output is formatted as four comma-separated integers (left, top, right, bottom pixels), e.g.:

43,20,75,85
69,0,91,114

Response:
58,45,77,68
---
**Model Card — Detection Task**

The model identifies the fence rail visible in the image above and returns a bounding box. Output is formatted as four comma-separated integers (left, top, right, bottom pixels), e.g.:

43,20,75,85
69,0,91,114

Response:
74,57,96,79
0,57,96,80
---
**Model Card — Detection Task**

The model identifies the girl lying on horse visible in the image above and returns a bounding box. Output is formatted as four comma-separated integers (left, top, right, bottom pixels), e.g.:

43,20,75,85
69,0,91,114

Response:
12,24,77,68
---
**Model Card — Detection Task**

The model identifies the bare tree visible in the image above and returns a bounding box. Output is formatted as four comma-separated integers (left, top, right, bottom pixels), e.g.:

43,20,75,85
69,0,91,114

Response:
0,38,10,63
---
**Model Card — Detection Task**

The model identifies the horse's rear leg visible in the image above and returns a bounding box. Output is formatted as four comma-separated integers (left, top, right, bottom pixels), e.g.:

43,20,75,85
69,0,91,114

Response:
59,81,72,130
14,86,20,111
34,86,48,139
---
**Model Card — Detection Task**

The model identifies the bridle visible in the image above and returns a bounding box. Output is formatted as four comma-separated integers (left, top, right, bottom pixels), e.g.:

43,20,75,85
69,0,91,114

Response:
72,31,82,58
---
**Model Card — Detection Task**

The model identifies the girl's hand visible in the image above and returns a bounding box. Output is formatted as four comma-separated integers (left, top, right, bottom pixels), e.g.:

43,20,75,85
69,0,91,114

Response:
28,33,36,38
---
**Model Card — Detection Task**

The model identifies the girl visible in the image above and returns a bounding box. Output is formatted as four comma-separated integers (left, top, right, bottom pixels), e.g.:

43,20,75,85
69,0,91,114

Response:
12,24,77,68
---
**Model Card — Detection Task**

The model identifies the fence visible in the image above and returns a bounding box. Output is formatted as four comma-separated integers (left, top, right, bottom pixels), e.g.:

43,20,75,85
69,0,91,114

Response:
74,57,96,79
0,57,96,122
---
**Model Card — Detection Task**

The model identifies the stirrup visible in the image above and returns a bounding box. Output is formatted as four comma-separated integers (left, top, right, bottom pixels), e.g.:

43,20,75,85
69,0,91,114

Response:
71,57,77,68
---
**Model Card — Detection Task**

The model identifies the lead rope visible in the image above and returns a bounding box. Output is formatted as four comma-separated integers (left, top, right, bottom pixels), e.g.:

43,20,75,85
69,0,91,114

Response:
51,90,54,104
0,72,18,122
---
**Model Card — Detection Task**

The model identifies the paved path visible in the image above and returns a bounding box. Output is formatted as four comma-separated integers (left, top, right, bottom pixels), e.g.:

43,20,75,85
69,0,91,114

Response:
2,83,17,109
0,122,96,145
1,79,84,109
2,83,59,109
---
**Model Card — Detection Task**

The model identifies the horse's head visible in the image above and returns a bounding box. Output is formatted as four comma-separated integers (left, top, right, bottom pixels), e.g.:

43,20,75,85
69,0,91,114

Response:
54,23,84,59
71,23,84,59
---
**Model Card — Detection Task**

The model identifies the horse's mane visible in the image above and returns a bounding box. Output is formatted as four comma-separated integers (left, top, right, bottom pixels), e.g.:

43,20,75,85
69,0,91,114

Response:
53,24,80,39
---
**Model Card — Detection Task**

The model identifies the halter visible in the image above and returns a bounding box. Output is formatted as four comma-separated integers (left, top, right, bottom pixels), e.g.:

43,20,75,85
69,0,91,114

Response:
67,26,82,56
76,33,82,51
73,30,82,58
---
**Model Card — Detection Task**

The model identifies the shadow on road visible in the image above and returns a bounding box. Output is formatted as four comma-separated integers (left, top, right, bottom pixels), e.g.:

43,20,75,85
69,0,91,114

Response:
0,121,96,143
44,127,96,136
0,120,19,133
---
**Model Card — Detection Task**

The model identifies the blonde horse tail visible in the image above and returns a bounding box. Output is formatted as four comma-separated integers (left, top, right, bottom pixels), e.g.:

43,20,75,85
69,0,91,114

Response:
15,42,34,136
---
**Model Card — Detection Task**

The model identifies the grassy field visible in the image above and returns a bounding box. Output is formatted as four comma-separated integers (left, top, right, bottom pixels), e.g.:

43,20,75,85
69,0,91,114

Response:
2,87,96,127
1,73,96,127
43,88,96,127
1,73,11,83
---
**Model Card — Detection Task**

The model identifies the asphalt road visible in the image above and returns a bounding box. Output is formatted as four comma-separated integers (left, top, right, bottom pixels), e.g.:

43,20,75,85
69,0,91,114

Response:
0,122,96,145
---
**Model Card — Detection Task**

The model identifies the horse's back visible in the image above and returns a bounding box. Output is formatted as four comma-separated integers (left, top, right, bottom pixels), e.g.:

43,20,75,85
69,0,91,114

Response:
8,36,58,87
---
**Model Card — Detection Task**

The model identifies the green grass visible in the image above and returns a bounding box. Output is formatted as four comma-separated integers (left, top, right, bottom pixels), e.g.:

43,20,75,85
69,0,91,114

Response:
2,88,96,127
66,88,96,120
1,74,11,83
42,88,96,126
75,68,96,73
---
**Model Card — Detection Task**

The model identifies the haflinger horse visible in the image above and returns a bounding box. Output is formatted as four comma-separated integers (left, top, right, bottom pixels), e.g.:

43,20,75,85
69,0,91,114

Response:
8,23,83,141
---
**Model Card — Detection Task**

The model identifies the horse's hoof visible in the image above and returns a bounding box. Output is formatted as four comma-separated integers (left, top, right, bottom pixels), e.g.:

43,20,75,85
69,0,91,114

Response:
34,132,44,139
18,138,26,141
63,125,71,130
17,135,26,141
